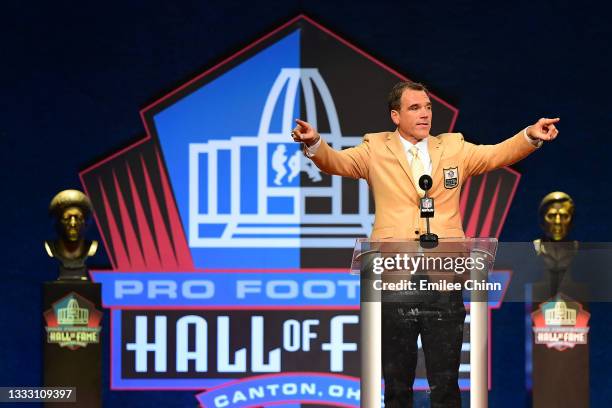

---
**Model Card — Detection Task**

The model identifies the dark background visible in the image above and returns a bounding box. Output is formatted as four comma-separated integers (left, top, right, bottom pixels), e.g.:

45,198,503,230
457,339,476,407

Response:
2,1,610,406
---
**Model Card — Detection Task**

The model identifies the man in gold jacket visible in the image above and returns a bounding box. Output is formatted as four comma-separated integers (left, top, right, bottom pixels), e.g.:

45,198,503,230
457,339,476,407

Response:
292,81,559,407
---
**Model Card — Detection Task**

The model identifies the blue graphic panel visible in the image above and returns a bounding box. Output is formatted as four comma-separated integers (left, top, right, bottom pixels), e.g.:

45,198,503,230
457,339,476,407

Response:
153,30,301,269
240,146,258,214
267,197,294,215
269,80,289,134
199,223,226,238
194,248,299,268
92,272,360,307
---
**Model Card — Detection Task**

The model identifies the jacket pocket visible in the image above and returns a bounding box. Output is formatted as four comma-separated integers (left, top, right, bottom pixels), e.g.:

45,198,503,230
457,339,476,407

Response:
372,226,394,239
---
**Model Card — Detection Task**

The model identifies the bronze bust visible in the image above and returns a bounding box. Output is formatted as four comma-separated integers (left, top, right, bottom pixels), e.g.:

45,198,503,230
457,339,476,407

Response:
533,191,577,297
45,189,98,280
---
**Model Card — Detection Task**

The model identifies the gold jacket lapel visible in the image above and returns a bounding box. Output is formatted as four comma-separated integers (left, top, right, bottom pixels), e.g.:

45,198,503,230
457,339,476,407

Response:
385,131,416,190
428,135,443,182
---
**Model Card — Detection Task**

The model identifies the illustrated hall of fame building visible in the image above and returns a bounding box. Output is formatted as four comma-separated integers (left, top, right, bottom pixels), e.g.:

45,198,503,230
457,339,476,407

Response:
189,68,374,249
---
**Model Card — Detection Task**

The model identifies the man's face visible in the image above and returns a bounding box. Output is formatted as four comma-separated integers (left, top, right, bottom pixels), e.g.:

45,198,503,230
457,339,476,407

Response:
543,201,573,241
60,206,85,242
390,89,432,142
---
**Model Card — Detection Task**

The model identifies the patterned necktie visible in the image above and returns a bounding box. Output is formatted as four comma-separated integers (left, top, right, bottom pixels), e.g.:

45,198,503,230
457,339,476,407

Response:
410,146,425,196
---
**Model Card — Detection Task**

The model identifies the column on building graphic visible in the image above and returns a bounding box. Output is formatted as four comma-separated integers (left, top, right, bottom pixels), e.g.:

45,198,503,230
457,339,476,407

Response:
189,68,373,248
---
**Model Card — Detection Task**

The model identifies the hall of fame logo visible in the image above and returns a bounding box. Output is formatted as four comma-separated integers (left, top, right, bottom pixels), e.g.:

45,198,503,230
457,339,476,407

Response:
444,167,459,189
79,15,521,407
44,292,102,350
532,295,590,351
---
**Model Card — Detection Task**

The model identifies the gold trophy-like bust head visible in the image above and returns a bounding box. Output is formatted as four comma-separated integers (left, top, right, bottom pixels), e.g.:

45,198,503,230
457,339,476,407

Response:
46,189,98,280
50,190,91,241
56,205,87,242
539,191,575,241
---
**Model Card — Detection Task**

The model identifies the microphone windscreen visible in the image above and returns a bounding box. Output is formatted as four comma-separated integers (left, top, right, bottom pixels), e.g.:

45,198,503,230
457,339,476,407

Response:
419,175,433,191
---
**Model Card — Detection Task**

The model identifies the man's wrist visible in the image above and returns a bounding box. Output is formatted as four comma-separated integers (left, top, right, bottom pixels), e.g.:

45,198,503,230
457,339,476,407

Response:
304,137,322,157
523,126,543,147
305,135,320,147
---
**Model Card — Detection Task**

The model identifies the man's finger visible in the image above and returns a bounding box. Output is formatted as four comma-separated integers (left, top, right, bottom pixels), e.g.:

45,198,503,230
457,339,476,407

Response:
295,118,311,130
546,127,559,140
291,128,303,141
544,129,554,139
551,129,559,139
543,124,555,138
540,117,560,125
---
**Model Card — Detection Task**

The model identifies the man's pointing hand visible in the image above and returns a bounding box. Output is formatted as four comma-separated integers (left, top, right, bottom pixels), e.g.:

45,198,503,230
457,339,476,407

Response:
527,117,560,141
291,119,321,147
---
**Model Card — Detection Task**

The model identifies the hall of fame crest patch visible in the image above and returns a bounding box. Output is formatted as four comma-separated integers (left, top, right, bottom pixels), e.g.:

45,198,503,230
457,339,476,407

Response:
444,167,459,189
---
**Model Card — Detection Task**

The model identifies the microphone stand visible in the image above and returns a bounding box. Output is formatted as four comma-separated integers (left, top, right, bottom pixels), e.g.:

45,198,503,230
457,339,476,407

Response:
418,175,438,248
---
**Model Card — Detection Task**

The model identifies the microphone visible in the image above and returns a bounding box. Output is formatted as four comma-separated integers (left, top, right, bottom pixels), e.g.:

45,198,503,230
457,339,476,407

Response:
418,175,434,218
418,175,438,247
419,175,433,192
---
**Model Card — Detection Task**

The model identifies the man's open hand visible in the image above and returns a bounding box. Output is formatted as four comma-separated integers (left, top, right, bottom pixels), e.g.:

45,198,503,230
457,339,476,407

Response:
527,117,560,141
291,119,320,147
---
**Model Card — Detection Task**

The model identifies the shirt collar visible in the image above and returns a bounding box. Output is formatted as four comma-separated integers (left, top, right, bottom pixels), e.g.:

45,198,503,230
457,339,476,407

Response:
398,132,429,155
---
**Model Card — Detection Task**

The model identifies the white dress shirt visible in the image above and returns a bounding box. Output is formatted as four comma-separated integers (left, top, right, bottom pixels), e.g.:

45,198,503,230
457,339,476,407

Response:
398,135,432,176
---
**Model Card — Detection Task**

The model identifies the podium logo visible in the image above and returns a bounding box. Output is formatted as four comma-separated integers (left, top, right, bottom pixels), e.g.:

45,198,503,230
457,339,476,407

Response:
543,299,576,326
532,294,590,351
57,298,89,325
44,293,102,350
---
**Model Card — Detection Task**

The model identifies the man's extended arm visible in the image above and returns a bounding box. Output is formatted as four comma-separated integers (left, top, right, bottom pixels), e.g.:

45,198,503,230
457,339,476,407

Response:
307,137,370,180
464,117,559,176
292,119,370,180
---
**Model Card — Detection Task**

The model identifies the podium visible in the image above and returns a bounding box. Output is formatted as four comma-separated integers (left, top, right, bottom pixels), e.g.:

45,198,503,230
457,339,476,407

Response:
528,241,589,407
43,281,102,408
351,238,497,408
